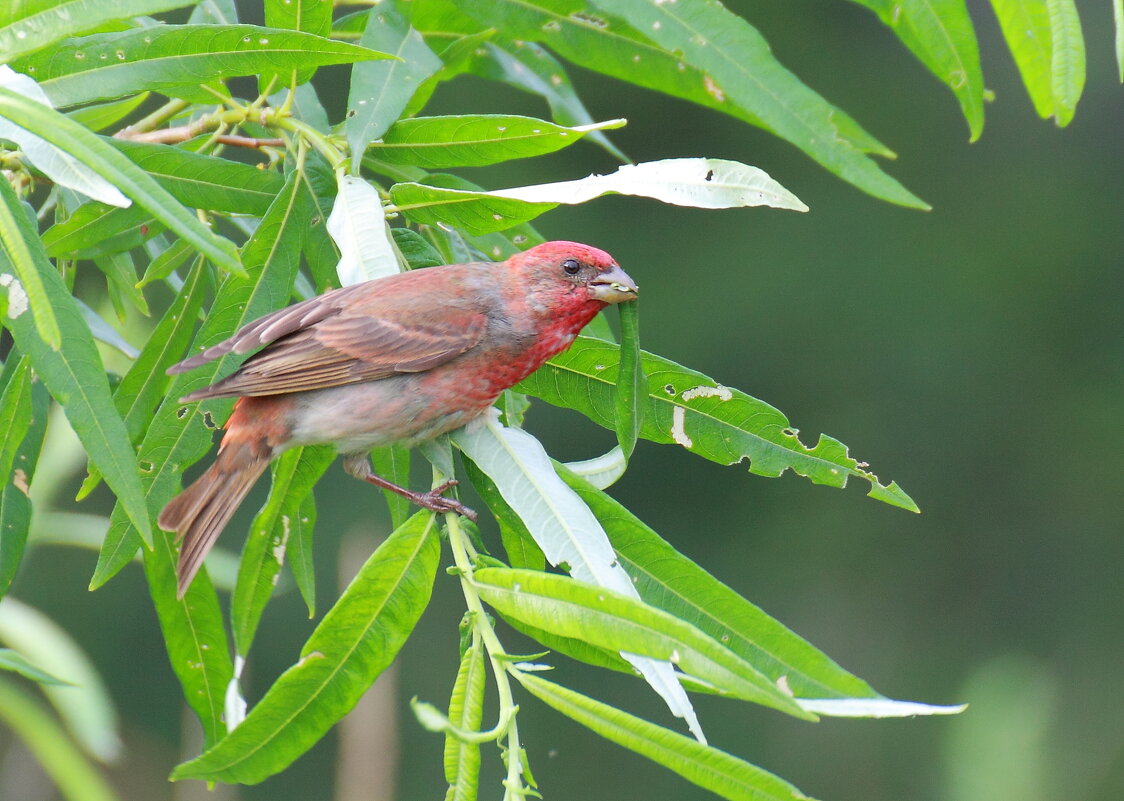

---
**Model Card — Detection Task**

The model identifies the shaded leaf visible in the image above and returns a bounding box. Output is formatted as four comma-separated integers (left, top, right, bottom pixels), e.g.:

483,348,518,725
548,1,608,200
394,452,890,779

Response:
517,673,817,801
172,512,440,784
0,177,152,544
231,445,334,656
443,633,486,801
372,114,625,168
0,679,121,801
0,354,46,598
345,8,442,168
0,85,242,272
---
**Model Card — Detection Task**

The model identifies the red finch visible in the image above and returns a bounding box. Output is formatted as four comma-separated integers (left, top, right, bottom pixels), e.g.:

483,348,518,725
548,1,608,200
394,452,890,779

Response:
158,241,637,595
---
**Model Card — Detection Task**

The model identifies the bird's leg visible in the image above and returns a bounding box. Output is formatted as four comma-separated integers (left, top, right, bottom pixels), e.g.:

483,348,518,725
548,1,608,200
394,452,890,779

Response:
342,453,478,522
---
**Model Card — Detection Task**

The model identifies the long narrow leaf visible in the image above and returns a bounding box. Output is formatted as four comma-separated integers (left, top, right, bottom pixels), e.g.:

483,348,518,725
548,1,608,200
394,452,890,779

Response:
516,337,918,512
0,85,242,273
517,673,817,801
231,445,334,656
0,178,152,544
372,114,626,168
0,680,120,801
473,567,810,718
14,25,395,107
614,299,643,463
558,464,880,701
0,0,192,63
391,158,806,235
457,0,924,207
452,412,705,740
0,355,45,599
263,0,332,86
848,0,985,139
172,511,440,784
345,7,442,167
443,633,486,801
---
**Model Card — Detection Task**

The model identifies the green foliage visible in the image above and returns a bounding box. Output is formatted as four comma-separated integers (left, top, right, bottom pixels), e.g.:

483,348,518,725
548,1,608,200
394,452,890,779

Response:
0,0,1111,798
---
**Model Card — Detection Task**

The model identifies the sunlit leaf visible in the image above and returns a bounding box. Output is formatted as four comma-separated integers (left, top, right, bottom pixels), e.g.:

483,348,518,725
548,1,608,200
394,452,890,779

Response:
392,158,806,235
848,0,985,139
443,633,485,801
0,85,242,272
14,25,394,107
263,0,332,86
452,412,705,741
0,0,191,63
372,114,626,168
345,7,442,168
327,174,399,285
474,567,810,718
0,178,152,544
517,337,918,512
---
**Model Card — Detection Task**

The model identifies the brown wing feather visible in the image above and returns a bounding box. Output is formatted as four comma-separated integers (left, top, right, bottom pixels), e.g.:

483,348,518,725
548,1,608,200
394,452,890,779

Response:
177,264,493,401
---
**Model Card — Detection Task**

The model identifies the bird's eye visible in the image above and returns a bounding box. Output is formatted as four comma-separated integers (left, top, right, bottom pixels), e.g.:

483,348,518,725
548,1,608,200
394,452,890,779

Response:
562,258,581,275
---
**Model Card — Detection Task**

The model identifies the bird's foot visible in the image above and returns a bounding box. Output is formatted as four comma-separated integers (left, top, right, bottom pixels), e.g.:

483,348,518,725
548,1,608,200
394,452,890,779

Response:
413,479,478,522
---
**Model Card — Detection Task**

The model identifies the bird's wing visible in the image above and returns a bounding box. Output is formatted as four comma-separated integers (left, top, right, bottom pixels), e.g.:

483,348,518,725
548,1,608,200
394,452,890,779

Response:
176,271,491,400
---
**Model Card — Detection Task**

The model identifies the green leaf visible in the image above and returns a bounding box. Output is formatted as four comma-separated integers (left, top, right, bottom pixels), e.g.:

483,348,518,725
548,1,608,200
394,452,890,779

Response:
231,445,334,657
65,91,150,132
0,648,67,684
91,173,313,744
263,0,333,87
172,511,440,784
849,0,985,139
14,24,395,107
0,178,152,544
109,139,286,215
517,337,918,511
287,492,318,617
473,567,811,718
91,169,313,588
517,672,818,801
93,250,148,316
345,7,442,169
614,299,643,463
42,202,152,259
1116,0,1124,81
468,39,630,162
1044,0,1085,126
0,86,242,273
457,0,925,207
142,525,233,748
79,258,209,499
370,444,412,530
392,158,806,235
138,236,194,287
0,357,34,499
0,679,121,801
452,413,704,739
444,634,486,801
558,464,881,700
0,0,192,63
0,178,61,348
372,114,626,168
0,354,46,598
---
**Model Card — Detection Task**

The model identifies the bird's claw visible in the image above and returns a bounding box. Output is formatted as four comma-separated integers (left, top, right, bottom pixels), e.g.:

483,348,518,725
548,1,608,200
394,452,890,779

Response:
417,480,478,522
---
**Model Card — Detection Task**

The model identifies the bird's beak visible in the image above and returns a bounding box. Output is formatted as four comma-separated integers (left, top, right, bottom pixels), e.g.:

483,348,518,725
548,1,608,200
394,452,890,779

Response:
589,265,638,304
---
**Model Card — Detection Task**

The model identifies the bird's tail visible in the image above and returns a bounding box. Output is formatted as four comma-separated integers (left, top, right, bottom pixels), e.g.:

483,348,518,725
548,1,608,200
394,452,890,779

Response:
158,440,269,597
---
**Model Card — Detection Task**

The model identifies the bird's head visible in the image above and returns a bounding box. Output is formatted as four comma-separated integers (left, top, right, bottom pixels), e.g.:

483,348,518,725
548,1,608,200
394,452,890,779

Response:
508,241,638,312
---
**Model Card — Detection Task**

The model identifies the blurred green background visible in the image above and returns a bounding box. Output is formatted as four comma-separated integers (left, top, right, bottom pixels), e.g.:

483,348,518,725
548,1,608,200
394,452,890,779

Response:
3,1,1122,800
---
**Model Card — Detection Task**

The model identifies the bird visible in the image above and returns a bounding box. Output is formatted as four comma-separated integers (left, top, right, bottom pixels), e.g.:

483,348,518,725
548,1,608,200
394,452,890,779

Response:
158,240,638,596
